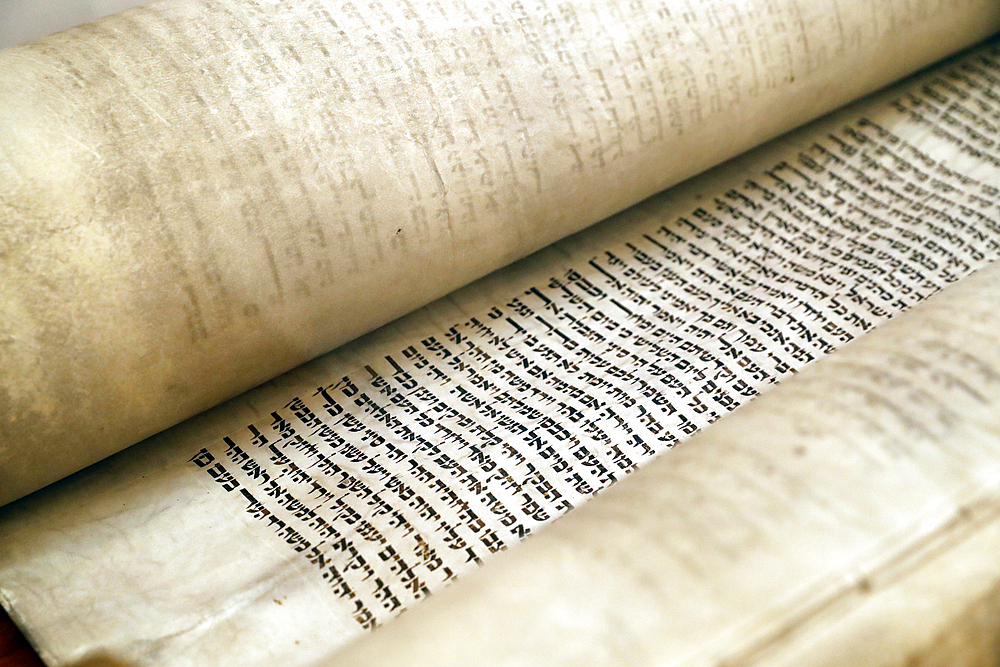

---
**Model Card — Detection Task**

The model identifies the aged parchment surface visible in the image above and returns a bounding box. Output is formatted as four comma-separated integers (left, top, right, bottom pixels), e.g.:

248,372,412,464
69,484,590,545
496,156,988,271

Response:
2,0,997,506
328,243,1000,667
2,28,1000,666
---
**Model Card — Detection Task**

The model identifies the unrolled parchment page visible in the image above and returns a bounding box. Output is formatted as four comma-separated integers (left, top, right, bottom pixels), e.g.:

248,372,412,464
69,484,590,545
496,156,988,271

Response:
1,0,998,505
326,214,1000,667
2,37,1000,667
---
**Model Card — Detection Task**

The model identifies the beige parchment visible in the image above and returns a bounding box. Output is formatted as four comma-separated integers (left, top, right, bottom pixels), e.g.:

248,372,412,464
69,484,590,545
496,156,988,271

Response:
2,0,998,506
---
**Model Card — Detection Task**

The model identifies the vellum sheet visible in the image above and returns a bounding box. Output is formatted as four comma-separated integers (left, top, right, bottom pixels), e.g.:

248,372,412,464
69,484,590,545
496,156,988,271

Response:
1,0,998,504
2,31,1000,667
328,225,1000,667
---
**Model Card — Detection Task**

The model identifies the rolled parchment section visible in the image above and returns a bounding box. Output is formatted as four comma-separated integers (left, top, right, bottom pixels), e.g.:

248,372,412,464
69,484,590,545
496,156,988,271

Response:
2,0,998,505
